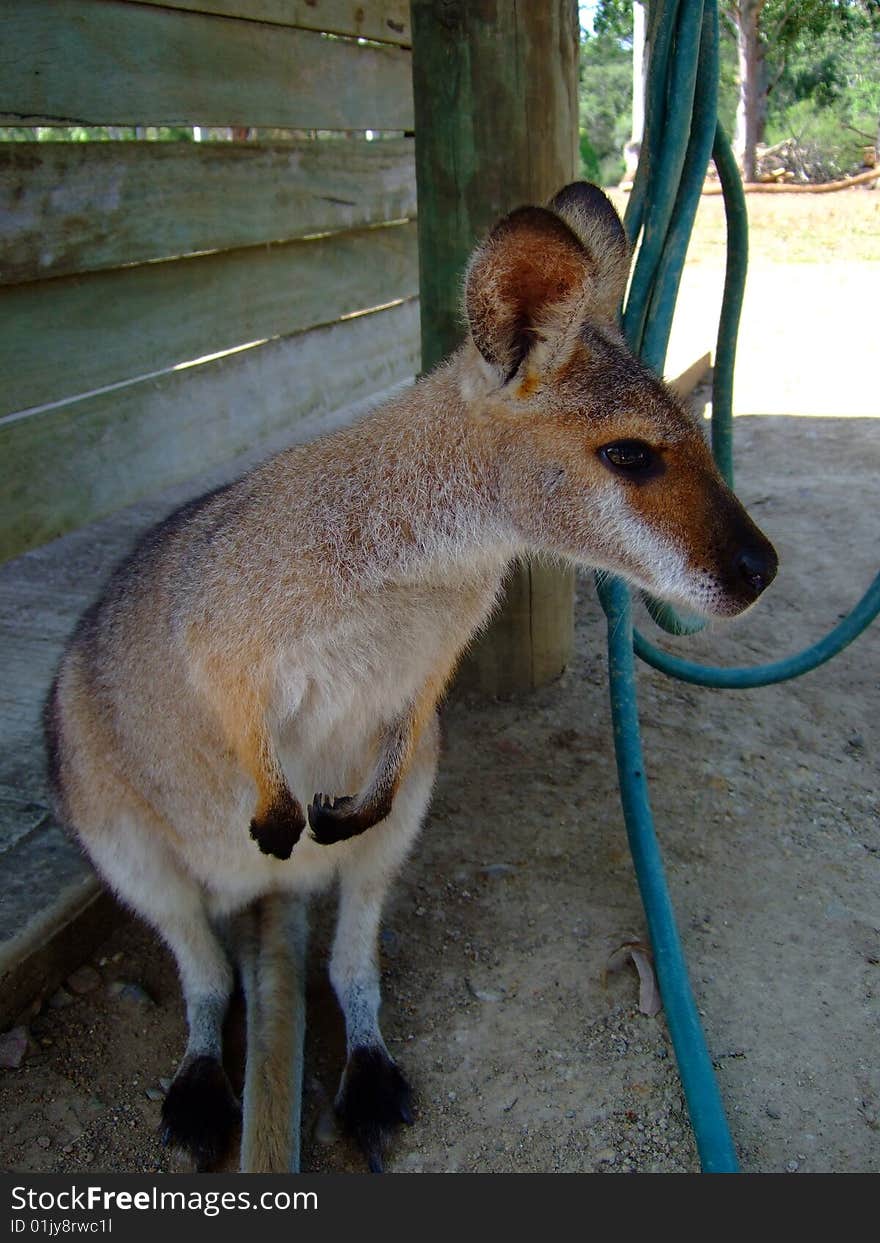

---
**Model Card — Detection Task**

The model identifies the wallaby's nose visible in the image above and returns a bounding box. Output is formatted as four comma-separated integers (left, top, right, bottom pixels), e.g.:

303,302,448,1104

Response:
736,541,778,598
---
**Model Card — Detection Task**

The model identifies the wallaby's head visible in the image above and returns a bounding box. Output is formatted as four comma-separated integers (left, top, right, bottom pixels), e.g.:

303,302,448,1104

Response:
463,181,777,618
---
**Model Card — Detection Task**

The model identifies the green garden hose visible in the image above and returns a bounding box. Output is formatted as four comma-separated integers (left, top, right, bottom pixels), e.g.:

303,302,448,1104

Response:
598,572,739,1173
596,0,878,1173
634,571,880,688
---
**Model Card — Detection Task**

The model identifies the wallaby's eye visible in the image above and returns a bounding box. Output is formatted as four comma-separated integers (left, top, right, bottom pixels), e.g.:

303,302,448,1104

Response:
598,440,658,478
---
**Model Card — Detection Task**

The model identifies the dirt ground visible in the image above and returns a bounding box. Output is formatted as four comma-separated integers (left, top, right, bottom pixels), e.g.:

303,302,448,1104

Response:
1,194,878,1175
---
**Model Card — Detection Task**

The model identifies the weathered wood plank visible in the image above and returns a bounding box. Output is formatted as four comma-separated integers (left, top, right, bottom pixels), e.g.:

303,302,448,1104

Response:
126,1,411,45
1,221,418,416
0,137,416,285
0,299,420,560
0,0,413,129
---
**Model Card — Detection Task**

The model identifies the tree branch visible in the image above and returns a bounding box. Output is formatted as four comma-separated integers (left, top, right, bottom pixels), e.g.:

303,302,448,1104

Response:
767,3,799,46
842,121,878,142
766,59,788,99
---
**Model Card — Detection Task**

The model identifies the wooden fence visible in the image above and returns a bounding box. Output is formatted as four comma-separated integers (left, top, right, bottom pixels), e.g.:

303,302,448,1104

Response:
0,0,419,561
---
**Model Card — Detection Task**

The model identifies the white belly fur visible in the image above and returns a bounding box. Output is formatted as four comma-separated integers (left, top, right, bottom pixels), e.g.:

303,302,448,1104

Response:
172,574,501,916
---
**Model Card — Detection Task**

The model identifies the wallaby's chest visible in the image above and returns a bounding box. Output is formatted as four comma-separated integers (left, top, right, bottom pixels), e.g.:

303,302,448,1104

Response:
276,569,503,745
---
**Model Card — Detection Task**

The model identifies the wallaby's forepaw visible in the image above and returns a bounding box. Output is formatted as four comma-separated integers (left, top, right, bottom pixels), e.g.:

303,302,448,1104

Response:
307,793,391,845
160,1055,241,1170
308,793,358,845
250,790,306,860
335,1046,414,1173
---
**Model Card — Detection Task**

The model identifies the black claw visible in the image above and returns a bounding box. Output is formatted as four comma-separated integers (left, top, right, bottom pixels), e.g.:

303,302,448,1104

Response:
250,790,306,860
336,1046,414,1173
308,791,394,846
159,1056,241,1170
307,794,359,845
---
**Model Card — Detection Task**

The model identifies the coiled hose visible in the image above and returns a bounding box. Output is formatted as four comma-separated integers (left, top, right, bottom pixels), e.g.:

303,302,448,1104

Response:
598,0,880,1172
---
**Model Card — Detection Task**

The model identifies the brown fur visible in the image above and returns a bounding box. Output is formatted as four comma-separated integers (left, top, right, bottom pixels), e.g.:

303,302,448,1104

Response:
45,182,776,1172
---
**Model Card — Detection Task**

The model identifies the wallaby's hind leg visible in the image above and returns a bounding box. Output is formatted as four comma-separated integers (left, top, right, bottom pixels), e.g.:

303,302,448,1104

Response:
236,895,308,1173
82,821,239,1169
332,875,414,1173
158,911,240,1169
330,715,438,1171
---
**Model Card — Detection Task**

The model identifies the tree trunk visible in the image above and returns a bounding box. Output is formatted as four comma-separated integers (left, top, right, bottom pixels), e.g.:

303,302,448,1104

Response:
410,0,579,695
624,1,648,182
733,1,765,182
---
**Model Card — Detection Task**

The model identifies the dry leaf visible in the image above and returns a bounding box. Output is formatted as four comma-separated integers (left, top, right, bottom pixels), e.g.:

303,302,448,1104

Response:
604,940,662,1017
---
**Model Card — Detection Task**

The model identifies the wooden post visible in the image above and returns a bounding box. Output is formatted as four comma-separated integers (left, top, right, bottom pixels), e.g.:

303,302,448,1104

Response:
411,0,579,695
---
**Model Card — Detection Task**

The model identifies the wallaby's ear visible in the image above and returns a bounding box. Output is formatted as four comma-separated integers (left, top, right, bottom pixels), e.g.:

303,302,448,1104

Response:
548,181,631,323
464,185,632,381
464,206,592,381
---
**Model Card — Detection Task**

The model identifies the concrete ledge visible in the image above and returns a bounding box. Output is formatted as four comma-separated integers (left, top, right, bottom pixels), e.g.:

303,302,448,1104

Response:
0,380,415,1033
0,877,123,1028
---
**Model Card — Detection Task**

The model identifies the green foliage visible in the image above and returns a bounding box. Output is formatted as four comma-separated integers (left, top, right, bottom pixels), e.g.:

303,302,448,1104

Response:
579,25,632,186
576,0,879,186
579,130,601,183
772,6,880,114
0,126,197,142
717,28,741,137
591,0,634,40
764,101,868,177
762,2,880,174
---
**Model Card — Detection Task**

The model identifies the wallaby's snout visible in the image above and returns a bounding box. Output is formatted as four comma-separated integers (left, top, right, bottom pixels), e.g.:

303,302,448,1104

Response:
737,541,778,599
712,502,778,615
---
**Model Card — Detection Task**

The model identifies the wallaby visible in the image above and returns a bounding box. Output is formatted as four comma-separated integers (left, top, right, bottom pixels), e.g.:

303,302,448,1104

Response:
44,183,777,1174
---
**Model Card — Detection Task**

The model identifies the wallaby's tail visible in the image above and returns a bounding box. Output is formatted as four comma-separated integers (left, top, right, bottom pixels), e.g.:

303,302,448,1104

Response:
236,893,308,1173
